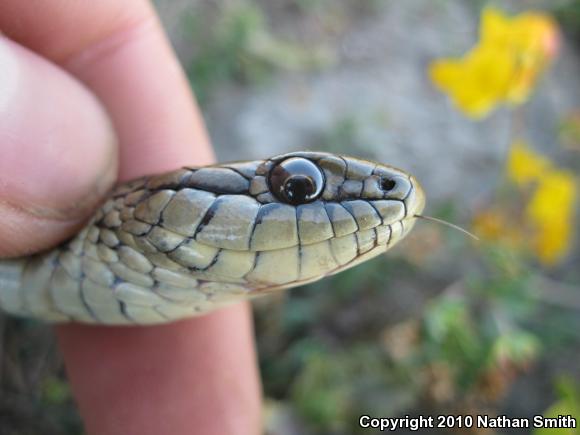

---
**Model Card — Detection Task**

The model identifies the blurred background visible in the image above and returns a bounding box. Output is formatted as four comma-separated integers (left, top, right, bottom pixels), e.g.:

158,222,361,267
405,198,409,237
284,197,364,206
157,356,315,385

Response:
1,0,580,434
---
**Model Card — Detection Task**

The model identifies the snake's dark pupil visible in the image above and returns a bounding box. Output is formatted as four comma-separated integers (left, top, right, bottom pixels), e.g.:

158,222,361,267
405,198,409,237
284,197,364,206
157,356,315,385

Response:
284,176,314,204
268,157,325,204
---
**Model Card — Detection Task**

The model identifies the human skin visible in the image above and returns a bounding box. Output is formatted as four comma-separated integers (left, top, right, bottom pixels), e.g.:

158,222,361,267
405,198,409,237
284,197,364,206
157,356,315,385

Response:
0,1,262,434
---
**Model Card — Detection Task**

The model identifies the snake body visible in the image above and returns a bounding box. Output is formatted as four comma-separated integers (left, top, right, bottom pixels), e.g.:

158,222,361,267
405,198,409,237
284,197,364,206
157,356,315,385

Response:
0,151,425,325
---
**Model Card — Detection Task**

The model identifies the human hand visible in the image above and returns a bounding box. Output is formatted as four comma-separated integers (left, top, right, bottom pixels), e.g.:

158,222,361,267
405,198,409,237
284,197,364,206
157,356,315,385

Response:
0,2,261,434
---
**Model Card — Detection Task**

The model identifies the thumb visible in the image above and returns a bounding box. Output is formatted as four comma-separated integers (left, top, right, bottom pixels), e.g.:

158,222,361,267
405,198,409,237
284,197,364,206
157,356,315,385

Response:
0,37,117,257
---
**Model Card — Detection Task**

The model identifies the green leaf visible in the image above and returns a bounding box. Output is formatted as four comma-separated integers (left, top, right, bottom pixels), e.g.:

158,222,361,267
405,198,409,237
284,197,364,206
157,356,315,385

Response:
532,400,580,435
533,377,580,435
489,330,540,367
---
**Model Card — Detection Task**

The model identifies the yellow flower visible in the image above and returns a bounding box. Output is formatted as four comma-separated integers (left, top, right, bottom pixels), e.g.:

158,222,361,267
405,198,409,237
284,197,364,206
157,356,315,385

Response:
526,169,576,265
430,44,514,118
429,8,559,118
475,141,577,265
472,208,522,247
507,139,551,186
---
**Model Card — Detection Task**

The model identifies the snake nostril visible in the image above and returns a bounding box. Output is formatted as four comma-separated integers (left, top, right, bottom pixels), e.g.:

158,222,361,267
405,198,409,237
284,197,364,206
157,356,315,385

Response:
380,177,396,192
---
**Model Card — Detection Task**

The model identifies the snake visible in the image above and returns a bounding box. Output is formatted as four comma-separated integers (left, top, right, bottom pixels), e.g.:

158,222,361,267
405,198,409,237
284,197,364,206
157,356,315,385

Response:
0,151,425,325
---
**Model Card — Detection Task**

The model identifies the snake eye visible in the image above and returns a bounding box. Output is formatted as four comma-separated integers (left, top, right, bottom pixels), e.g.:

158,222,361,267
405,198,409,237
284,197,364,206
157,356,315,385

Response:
269,157,325,205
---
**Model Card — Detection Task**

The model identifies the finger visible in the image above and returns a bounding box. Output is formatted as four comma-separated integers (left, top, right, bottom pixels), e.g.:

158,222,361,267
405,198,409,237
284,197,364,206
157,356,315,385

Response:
0,0,213,179
0,2,261,434
0,37,117,257
57,305,262,435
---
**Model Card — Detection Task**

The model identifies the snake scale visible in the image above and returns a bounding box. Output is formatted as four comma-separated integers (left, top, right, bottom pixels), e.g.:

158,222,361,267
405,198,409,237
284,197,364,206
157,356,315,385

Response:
0,151,425,325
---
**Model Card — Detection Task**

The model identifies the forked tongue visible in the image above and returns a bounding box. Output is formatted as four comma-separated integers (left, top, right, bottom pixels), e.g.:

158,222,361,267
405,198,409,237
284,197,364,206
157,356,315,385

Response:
414,215,479,241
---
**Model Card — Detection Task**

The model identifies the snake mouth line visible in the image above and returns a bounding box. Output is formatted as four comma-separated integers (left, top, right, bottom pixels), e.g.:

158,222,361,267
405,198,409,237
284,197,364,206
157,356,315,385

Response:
248,217,411,295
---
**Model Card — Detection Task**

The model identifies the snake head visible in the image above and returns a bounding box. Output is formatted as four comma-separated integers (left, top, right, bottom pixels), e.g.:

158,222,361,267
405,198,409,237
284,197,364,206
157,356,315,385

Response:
111,151,425,300
222,151,426,289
